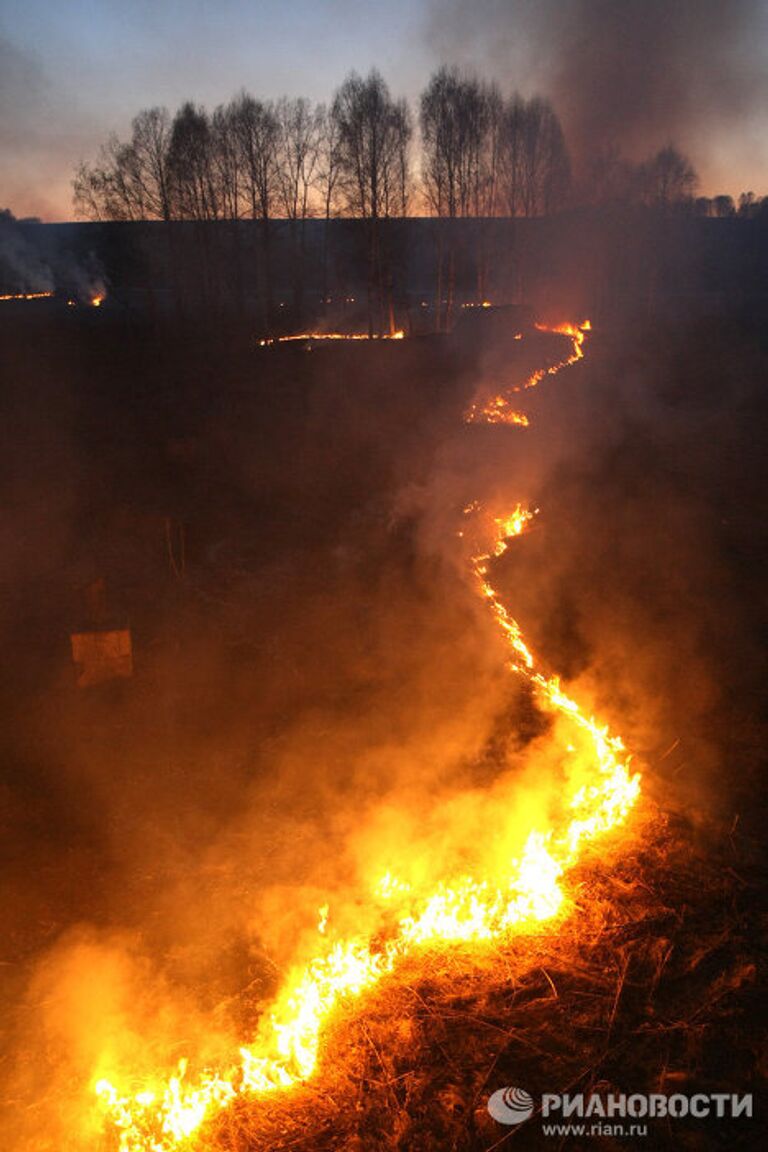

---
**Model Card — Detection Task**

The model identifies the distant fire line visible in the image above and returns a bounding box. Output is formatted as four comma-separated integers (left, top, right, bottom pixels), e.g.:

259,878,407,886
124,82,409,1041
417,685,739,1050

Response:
259,330,405,346
0,290,54,302
0,291,104,307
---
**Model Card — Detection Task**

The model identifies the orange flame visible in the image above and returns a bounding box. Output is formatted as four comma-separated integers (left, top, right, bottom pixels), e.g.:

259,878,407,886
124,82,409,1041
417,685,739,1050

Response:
93,316,641,1152
259,331,404,347
0,290,54,302
465,320,591,425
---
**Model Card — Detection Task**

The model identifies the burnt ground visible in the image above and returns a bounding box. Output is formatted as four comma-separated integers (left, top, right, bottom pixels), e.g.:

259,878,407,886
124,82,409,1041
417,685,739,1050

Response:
0,309,766,1150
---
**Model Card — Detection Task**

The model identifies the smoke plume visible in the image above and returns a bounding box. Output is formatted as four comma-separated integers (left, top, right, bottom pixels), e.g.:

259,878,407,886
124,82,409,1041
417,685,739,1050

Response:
1,309,766,1148
426,0,768,185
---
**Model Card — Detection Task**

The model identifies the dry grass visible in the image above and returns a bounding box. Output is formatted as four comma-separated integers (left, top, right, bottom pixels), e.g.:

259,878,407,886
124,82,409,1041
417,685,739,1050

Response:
197,804,765,1151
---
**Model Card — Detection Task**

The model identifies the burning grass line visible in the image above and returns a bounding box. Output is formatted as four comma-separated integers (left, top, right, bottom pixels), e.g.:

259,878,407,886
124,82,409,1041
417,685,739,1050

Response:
464,320,591,426
0,291,54,301
93,318,643,1152
258,330,405,346
226,810,757,1151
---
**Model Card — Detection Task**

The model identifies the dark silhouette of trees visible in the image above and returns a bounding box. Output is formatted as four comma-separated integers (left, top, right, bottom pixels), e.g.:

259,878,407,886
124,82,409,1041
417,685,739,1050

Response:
713,194,736,218
166,103,223,305
331,70,412,333
639,145,697,209
735,192,768,218
167,103,219,221
275,97,322,319
211,101,241,221
315,103,343,310
498,95,570,217
331,70,411,221
275,98,322,221
582,142,699,213
420,78,569,221
228,93,279,221
70,68,764,328
419,69,568,323
584,143,637,206
71,76,722,243
74,107,172,222
421,67,493,219
420,67,502,326
132,108,173,221
316,104,342,223
228,93,279,322
72,78,753,236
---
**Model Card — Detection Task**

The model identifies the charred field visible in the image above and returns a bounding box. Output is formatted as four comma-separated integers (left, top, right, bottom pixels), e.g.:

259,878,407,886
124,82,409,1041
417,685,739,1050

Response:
0,305,766,1151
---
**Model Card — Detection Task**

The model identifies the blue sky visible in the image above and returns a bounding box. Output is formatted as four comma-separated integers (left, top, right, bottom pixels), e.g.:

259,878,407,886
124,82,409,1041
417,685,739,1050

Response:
2,0,766,220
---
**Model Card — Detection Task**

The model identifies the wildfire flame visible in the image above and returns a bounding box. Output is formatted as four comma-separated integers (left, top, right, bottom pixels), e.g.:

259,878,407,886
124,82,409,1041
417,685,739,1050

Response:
93,316,640,1152
259,331,405,346
0,291,106,307
0,290,54,302
465,320,591,425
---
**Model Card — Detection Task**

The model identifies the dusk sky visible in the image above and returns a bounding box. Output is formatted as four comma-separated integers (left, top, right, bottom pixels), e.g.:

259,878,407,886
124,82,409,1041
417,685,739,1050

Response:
2,0,768,221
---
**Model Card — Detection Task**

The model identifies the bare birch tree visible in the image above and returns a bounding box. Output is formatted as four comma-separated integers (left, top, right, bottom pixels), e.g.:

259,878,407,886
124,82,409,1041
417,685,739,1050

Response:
332,70,412,333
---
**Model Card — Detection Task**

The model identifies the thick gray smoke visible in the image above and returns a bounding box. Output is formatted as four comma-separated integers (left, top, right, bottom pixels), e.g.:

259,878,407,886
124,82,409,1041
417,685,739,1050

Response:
0,210,106,299
0,210,54,292
426,0,768,179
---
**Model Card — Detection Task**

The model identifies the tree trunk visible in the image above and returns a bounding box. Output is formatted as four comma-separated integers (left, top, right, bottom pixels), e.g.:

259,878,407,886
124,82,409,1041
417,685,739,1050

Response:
446,244,456,333
367,217,378,339
260,216,274,333
435,225,444,334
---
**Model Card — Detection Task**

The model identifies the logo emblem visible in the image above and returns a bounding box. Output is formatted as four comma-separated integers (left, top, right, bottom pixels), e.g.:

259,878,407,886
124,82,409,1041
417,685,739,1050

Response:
487,1086,535,1125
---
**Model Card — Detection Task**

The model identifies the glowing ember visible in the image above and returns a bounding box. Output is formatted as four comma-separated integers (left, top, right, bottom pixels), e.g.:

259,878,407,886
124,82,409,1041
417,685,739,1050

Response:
93,316,640,1152
91,294,105,307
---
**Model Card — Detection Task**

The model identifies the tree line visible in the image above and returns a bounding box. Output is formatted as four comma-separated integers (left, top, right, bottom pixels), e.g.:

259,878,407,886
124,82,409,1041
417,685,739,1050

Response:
74,67,716,225
72,67,765,332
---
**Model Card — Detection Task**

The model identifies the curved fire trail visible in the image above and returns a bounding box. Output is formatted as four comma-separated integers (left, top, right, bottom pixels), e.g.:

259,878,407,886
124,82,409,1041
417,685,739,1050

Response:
94,321,640,1151
464,321,590,425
